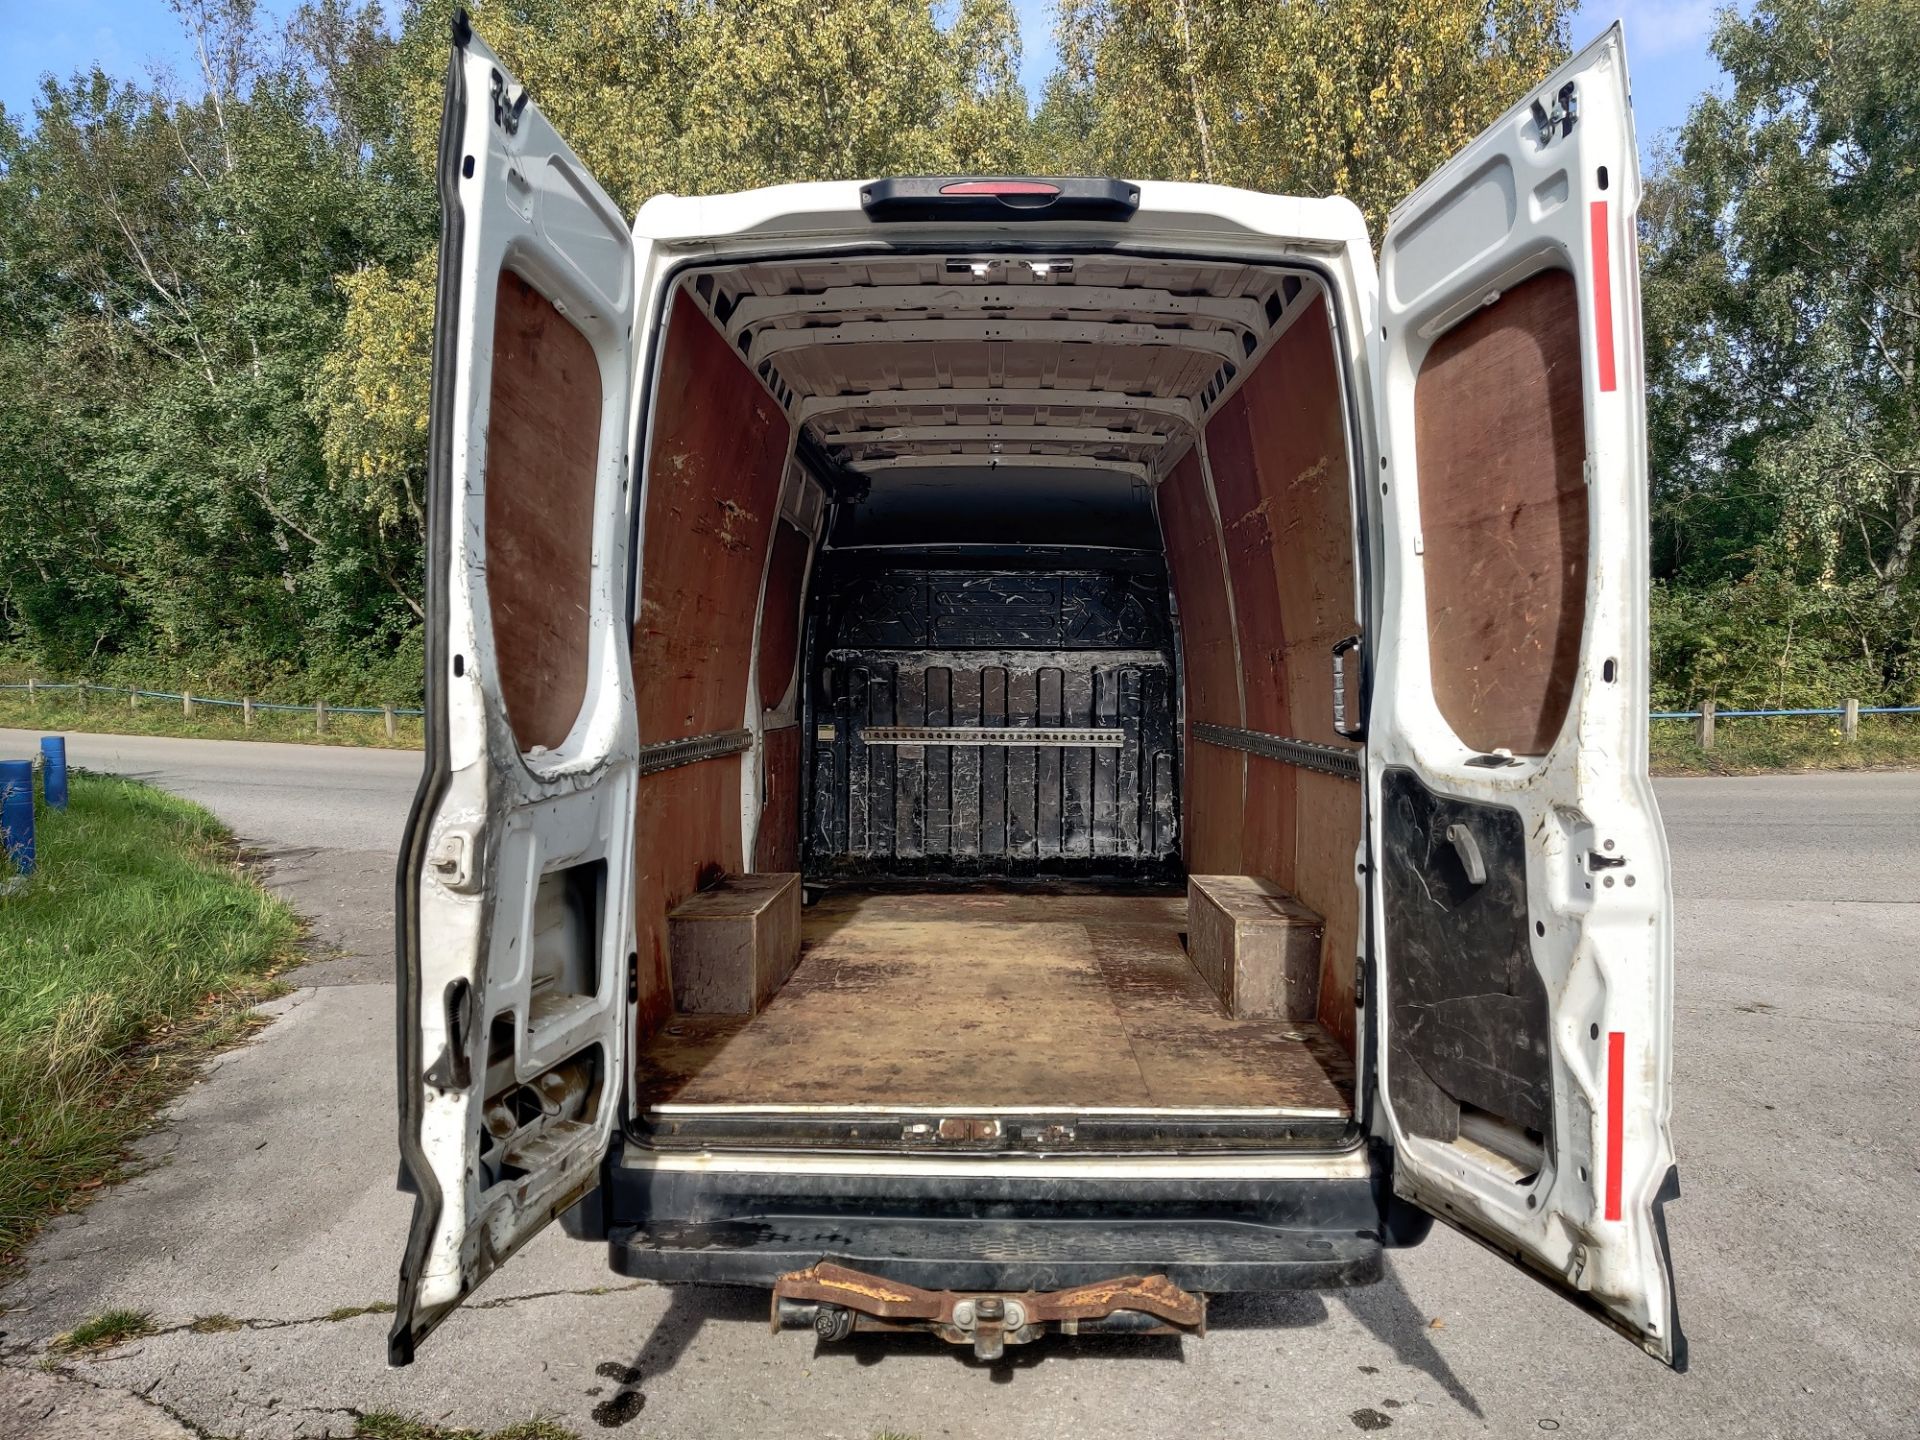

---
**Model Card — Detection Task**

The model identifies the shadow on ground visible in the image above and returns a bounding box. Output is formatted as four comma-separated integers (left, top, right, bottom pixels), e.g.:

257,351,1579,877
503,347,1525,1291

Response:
590,1261,1480,1413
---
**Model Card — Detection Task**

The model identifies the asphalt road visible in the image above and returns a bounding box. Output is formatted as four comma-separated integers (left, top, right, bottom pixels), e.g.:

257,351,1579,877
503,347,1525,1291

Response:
1,732,1916,1439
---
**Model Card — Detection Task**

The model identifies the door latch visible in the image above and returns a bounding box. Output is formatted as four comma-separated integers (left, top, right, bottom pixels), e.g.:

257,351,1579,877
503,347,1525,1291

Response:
429,822,484,894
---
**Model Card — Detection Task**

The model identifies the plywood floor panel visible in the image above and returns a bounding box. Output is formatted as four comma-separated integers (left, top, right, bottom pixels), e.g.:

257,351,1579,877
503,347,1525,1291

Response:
636,886,1351,1114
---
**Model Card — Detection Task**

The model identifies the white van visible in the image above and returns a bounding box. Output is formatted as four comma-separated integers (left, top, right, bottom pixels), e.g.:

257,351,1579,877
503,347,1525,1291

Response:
391,15,1684,1370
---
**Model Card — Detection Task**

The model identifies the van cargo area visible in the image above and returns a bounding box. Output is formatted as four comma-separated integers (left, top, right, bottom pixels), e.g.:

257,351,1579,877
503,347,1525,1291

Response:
590,252,1369,1150
636,881,1355,1143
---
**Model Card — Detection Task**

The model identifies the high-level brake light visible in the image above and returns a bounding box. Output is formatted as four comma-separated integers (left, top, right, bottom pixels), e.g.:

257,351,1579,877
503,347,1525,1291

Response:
861,177,1139,223
937,180,1061,197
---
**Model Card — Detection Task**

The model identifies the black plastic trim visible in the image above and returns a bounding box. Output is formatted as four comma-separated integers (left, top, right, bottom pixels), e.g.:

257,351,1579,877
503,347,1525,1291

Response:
388,25,468,1369
604,1163,1385,1292
615,1217,1379,1291
1651,1163,1689,1372
861,177,1139,223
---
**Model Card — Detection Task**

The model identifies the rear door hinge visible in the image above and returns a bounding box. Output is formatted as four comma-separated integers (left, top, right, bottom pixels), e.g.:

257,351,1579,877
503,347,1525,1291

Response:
1530,80,1578,146
489,68,529,134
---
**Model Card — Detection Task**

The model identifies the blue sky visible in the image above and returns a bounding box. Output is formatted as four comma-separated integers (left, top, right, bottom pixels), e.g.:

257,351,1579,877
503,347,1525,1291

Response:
0,0,226,109
4,0,1726,160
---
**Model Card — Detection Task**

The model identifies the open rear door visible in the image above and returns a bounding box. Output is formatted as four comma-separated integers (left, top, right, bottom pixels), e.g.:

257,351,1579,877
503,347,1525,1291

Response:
392,22,639,1363
1367,26,1684,1366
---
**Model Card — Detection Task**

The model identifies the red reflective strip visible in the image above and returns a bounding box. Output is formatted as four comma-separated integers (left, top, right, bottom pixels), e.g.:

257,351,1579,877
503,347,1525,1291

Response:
939,180,1060,196
1604,1030,1626,1221
1590,200,1617,392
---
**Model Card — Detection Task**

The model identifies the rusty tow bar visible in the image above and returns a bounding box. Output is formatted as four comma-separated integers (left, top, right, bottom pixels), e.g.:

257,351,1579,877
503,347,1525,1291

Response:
771,1263,1207,1359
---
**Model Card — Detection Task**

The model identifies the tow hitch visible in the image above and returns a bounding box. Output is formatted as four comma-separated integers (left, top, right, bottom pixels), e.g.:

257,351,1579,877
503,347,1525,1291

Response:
771,1262,1206,1360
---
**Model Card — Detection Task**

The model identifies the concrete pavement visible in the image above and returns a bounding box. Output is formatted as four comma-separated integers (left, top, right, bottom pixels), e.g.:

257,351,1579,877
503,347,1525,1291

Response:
0,734,1915,1438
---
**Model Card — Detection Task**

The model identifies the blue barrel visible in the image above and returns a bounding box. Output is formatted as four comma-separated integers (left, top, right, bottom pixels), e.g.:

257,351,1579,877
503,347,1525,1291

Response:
0,758,34,875
39,736,68,810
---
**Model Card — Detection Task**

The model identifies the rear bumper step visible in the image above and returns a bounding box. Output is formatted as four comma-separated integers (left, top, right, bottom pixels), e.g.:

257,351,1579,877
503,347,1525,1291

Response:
610,1215,1383,1291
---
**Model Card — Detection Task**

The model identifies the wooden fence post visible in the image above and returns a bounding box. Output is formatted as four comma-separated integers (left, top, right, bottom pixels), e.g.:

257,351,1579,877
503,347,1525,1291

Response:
1843,698,1860,741
26,679,35,709
315,699,327,735
1697,698,1716,751
183,690,194,718
129,686,137,710
383,704,396,740
243,697,254,728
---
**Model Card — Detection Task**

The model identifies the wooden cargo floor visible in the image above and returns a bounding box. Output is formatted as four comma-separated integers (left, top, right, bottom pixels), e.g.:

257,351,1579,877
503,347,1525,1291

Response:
636,884,1353,1114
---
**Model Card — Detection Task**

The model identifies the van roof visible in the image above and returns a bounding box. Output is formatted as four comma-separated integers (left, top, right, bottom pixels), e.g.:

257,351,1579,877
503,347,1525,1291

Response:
633,179,1370,257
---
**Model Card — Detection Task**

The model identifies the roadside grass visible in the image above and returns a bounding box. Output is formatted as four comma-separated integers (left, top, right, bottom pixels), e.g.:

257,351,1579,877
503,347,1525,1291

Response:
354,1417,581,1440
0,690,423,751
1650,716,1920,776
0,773,303,1271
48,1307,157,1353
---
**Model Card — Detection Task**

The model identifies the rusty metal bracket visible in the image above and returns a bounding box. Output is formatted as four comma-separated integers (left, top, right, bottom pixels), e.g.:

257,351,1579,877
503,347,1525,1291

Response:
771,1262,1205,1360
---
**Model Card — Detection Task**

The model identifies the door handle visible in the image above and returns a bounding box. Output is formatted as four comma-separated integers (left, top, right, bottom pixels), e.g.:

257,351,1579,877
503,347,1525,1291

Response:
1445,823,1488,886
1332,635,1365,742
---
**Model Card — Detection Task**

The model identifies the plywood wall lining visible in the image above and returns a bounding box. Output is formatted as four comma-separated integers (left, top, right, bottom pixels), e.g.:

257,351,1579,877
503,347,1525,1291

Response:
1192,292,1362,1052
1204,389,1297,895
631,289,793,1035
757,519,812,714
1205,397,1294,737
1296,771,1361,1052
484,271,601,753
632,757,744,1035
756,724,803,873
1157,449,1244,874
1414,269,1589,756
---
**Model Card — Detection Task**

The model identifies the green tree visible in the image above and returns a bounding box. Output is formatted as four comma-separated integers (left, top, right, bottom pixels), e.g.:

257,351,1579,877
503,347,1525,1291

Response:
1643,0,1920,701
388,0,1032,214
0,0,435,693
1037,0,1571,232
